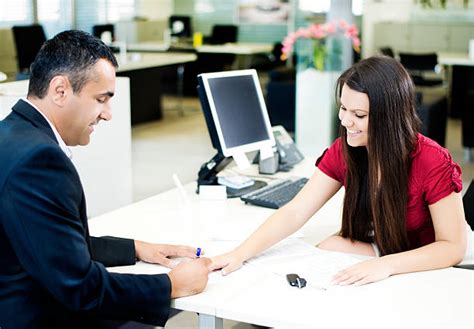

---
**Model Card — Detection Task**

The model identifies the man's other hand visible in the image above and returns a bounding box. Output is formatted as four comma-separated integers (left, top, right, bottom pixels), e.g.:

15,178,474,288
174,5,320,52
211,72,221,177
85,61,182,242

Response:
134,241,198,268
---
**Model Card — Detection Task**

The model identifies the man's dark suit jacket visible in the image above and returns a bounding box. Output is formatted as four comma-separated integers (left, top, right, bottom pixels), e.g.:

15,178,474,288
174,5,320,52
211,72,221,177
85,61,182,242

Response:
0,100,171,329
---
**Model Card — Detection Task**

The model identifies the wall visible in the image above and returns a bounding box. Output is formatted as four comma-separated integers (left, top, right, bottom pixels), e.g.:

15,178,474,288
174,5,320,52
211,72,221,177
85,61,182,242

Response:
173,0,288,43
362,0,412,58
363,0,474,57
136,0,173,20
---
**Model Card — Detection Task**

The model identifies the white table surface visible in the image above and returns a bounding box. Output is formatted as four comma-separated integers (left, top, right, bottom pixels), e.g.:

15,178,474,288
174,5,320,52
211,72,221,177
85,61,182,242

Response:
116,52,197,72
127,41,272,55
438,52,474,66
88,159,474,328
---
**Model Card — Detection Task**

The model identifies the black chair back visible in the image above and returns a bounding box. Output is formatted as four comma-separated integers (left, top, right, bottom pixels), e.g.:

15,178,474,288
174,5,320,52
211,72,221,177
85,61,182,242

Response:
92,24,115,41
379,47,395,58
463,180,474,231
399,52,438,72
399,52,443,87
12,24,47,72
210,25,238,45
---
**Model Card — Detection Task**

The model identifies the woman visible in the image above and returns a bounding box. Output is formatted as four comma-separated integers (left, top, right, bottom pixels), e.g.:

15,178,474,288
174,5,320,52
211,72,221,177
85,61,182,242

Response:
210,56,470,286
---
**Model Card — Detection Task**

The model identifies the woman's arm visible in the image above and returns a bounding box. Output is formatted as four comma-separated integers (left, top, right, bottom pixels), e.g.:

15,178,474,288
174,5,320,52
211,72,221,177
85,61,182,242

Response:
386,191,466,273
210,168,342,274
332,191,467,286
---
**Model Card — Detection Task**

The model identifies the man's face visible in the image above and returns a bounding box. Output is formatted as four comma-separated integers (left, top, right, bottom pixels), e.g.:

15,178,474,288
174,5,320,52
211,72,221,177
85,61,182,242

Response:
57,59,116,146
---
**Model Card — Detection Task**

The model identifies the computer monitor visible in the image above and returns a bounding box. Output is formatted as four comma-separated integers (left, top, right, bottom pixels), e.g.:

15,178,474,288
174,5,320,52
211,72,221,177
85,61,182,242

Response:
198,69,275,158
92,24,115,44
169,15,192,38
197,69,275,192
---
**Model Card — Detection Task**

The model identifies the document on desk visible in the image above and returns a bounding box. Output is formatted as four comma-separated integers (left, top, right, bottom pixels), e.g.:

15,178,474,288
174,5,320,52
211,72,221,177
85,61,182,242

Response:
245,239,366,290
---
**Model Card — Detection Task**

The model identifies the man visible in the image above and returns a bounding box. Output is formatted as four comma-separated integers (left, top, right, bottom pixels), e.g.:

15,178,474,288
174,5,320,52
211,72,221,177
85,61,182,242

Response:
0,30,210,329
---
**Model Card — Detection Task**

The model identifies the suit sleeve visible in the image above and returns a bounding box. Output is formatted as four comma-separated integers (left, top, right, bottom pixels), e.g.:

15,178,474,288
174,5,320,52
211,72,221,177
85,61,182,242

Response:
1,145,171,326
90,236,136,267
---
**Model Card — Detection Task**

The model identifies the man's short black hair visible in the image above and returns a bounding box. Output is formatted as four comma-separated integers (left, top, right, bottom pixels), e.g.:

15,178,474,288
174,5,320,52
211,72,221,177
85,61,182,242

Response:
28,30,118,99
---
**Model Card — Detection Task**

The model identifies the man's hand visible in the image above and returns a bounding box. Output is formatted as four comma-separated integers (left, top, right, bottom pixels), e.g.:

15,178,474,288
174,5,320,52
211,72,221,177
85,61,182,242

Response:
168,257,211,298
134,241,198,268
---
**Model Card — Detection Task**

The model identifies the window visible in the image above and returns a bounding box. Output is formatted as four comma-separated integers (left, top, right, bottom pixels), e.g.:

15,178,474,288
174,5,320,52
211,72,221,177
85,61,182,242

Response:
0,0,34,26
100,0,136,22
299,0,364,16
37,0,73,37
76,0,136,34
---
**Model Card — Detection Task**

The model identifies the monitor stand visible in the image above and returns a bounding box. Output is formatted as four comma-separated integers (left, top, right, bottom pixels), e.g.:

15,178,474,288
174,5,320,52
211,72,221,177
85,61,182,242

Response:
196,152,267,198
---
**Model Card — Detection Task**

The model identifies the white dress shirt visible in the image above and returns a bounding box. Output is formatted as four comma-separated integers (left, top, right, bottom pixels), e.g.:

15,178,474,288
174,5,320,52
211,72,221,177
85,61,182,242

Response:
23,98,73,159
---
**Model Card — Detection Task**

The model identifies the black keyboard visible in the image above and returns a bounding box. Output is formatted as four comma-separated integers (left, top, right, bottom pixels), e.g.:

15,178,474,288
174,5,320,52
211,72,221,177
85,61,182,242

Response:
240,177,309,209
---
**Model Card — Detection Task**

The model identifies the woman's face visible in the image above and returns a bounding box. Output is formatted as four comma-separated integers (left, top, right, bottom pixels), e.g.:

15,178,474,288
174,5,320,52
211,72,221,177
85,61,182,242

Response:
338,83,370,147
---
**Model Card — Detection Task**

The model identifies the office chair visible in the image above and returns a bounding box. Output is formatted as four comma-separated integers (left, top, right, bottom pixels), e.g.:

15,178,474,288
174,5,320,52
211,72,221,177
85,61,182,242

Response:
92,24,115,43
251,42,286,72
12,24,47,74
398,52,444,87
463,180,474,231
379,47,395,58
197,24,239,72
265,67,296,133
209,25,238,45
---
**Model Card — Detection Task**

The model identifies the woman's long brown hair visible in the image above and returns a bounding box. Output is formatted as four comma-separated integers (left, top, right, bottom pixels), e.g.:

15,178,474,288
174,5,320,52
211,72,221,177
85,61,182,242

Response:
337,56,421,255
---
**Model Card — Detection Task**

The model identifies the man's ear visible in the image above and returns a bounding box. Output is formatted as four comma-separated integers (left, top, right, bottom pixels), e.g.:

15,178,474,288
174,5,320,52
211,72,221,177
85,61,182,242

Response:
49,75,71,107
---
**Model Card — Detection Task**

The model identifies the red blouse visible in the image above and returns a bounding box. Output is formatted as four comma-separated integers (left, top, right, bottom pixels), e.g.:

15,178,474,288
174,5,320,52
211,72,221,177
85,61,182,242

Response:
316,134,463,249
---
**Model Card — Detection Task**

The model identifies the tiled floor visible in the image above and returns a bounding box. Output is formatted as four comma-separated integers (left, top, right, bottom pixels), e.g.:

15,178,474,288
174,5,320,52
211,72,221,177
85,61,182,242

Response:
132,95,474,329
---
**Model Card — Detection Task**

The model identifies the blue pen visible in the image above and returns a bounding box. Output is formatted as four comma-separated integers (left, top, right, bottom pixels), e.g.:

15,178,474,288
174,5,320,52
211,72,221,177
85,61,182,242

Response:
196,247,201,257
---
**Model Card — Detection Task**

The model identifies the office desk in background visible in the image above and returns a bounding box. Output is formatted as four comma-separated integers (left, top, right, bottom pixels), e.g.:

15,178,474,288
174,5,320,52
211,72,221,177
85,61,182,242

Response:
127,41,272,55
127,41,272,69
88,159,474,329
116,52,197,125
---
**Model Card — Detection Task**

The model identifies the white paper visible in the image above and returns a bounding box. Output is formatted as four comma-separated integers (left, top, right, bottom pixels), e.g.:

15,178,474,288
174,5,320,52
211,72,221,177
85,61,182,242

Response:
199,185,227,200
245,239,367,290
259,145,274,160
232,152,250,169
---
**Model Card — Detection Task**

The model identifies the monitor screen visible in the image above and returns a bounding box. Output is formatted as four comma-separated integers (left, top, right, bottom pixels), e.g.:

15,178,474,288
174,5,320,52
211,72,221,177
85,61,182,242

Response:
198,69,275,158
169,15,192,38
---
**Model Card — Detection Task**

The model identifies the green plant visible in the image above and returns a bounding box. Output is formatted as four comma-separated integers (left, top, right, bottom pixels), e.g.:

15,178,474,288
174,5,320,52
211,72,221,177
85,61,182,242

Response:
417,0,469,8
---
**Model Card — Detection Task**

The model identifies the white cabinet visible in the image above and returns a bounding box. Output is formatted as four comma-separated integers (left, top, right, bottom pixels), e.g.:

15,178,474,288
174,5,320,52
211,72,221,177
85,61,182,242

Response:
0,78,133,217
374,21,474,54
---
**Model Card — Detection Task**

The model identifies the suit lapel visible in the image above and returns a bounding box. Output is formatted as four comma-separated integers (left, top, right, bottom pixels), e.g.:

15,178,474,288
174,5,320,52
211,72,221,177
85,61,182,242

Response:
11,100,91,241
11,99,58,144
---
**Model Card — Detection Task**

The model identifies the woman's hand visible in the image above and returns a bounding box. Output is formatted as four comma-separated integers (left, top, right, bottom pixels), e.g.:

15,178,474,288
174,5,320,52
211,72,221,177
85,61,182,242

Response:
135,241,198,268
209,251,244,275
331,257,394,286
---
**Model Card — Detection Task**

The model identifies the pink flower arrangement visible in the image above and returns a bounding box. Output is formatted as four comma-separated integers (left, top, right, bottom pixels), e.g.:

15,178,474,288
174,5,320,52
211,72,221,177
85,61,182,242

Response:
281,19,361,62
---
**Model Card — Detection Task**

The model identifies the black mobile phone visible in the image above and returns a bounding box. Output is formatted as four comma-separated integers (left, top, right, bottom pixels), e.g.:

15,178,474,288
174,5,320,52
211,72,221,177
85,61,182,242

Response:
286,273,307,288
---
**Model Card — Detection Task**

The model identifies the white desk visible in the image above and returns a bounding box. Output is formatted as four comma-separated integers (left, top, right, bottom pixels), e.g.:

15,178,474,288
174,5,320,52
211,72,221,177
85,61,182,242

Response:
88,159,474,328
126,42,272,70
116,52,196,72
126,42,272,56
438,52,474,67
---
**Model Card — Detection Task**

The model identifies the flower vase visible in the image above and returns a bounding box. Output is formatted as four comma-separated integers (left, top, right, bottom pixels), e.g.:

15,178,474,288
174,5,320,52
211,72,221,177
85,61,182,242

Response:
295,68,340,157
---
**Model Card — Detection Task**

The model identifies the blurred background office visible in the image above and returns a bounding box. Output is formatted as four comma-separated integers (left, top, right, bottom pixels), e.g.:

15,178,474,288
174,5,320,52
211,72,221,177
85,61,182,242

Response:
1,1,474,327
1,0,474,207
